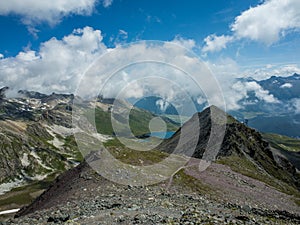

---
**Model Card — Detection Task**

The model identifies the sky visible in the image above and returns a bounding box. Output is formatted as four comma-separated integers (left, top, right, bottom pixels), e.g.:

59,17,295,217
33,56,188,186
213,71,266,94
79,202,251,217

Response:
0,0,299,111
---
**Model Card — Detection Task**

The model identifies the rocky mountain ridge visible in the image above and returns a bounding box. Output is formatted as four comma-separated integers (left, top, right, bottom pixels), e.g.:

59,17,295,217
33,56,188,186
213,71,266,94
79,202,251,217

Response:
159,106,300,192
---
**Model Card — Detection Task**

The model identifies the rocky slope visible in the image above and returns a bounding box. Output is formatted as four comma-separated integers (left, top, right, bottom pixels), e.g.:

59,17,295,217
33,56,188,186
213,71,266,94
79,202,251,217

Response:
4,158,300,224
0,88,178,199
159,106,300,192
2,106,299,224
0,89,88,219
0,90,299,224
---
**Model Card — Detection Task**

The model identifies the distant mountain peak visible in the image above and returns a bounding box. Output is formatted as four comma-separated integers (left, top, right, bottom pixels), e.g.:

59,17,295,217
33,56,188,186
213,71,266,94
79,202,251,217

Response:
236,77,257,82
0,86,9,99
18,90,48,99
292,73,300,79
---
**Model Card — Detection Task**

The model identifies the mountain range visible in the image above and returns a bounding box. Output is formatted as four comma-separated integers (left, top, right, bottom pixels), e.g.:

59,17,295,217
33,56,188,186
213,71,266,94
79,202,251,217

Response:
10,106,300,224
129,74,300,137
0,88,178,199
0,88,299,224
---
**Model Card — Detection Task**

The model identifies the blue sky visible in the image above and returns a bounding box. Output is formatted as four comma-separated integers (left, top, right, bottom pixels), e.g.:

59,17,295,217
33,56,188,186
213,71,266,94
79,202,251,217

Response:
1,0,299,65
0,0,260,56
0,0,299,110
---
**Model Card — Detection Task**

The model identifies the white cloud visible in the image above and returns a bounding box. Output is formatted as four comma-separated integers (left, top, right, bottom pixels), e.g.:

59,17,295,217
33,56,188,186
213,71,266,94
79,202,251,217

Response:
0,0,98,27
73,40,228,114
1,25,290,112
280,83,293,88
206,59,299,110
205,58,243,110
266,64,273,69
243,64,300,80
291,98,300,114
156,99,170,112
172,36,196,50
114,29,129,45
196,96,206,105
232,81,280,104
0,54,4,59
16,51,39,61
231,0,300,45
0,26,106,95
102,0,113,8
202,0,300,52
202,34,233,53
0,32,225,114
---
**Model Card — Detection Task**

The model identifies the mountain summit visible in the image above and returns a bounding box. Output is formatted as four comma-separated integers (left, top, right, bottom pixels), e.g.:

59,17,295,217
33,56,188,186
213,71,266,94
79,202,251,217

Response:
160,105,299,190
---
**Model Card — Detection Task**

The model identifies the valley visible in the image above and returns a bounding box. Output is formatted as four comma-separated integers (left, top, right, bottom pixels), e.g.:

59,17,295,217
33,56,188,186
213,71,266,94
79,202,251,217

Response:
0,89,299,224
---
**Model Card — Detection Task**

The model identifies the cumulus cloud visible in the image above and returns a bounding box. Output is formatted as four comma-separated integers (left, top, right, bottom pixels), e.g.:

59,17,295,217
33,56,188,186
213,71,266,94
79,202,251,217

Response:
205,58,243,110
202,0,300,52
232,81,280,104
0,25,288,112
0,0,98,27
202,34,233,53
0,26,106,95
0,54,4,59
207,58,299,110
172,36,196,50
0,30,226,114
70,40,229,115
231,0,300,45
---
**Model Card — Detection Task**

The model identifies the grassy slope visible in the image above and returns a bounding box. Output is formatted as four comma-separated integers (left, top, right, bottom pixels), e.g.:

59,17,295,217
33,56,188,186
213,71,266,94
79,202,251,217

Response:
262,133,300,152
0,106,178,216
217,153,300,206
103,138,214,194
0,129,81,215
86,107,179,136
216,120,300,205
3,104,299,218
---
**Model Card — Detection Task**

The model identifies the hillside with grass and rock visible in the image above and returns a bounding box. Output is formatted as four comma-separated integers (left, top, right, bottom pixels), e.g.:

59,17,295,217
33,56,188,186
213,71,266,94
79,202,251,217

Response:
0,89,299,224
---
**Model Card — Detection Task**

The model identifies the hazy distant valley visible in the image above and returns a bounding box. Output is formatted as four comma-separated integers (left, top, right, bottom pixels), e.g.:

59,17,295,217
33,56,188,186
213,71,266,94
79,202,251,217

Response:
132,73,300,138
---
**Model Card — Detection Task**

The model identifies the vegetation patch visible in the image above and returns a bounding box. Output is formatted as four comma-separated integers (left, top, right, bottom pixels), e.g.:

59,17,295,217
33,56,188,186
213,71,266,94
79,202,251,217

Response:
217,154,300,203
0,178,55,212
85,107,179,136
173,169,214,195
104,138,169,166
262,133,300,152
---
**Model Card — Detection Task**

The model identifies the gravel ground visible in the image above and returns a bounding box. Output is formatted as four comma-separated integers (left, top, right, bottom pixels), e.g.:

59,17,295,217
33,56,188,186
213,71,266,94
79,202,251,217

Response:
2,161,300,225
